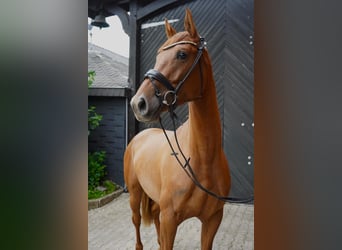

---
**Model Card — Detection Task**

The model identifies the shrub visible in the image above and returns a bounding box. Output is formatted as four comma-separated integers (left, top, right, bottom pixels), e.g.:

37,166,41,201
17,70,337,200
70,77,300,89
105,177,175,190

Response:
88,180,117,200
88,70,96,87
88,106,102,133
88,71,102,135
88,151,106,190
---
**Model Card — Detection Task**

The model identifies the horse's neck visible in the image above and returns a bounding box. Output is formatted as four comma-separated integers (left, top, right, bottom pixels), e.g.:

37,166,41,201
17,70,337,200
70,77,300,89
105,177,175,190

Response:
188,69,222,159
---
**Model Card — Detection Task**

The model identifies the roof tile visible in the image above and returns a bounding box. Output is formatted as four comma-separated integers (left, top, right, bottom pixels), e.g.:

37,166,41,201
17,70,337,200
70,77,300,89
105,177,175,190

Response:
88,43,129,88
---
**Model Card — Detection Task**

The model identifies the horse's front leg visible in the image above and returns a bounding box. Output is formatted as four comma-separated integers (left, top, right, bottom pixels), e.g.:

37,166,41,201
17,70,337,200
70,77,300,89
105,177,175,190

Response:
200,208,224,250
129,188,143,250
159,207,178,250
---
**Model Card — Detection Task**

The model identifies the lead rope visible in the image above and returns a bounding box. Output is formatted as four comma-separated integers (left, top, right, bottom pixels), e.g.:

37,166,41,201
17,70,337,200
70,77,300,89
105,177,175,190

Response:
159,107,254,204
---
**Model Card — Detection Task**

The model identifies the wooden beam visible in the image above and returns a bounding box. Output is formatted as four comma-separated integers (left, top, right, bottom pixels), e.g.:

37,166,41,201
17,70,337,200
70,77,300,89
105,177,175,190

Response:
127,0,139,142
106,4,130,36
136,0,179,21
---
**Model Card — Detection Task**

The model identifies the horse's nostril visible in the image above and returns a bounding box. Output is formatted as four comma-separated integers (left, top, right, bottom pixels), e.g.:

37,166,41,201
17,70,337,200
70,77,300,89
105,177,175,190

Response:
137,97,147,114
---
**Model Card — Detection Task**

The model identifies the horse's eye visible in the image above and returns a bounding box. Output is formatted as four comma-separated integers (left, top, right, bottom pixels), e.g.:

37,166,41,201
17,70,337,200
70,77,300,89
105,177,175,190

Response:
176,51,187,60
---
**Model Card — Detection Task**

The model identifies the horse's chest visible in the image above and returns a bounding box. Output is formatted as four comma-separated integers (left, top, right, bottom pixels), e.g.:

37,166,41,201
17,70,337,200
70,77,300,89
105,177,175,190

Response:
171,182,218,218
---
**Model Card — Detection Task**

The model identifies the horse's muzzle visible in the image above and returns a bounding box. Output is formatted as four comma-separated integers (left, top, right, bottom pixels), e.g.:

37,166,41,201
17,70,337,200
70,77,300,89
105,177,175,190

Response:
130,93,161,122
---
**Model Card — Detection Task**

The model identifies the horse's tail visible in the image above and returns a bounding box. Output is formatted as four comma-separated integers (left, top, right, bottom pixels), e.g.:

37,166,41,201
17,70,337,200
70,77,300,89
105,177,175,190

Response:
141,191,153,226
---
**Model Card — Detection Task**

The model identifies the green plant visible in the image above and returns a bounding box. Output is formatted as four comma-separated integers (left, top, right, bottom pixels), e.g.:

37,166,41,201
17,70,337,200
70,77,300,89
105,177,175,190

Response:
88,180,117,200
88,151,106,190
88,70,96,87
88,71,102,135
88,106,102,132
103,180,117,193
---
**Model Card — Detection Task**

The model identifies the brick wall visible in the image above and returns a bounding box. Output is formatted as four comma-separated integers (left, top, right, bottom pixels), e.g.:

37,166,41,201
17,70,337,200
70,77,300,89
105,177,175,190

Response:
88,96,127,187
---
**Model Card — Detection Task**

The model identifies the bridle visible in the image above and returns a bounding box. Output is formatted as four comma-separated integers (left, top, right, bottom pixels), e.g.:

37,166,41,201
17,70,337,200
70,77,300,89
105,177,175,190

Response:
143,37,254,204
144,37,206,108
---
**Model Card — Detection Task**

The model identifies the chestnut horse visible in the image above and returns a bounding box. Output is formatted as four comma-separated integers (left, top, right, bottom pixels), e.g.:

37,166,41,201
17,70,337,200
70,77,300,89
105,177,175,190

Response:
124,9,230,250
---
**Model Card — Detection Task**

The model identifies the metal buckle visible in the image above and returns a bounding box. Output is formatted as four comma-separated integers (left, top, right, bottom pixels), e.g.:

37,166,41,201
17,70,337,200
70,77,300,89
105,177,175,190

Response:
162,90,177,106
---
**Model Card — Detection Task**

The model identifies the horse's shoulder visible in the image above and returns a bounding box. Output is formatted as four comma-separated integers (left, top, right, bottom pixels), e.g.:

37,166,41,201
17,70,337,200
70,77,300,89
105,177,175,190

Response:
136,127,163,137
130,128,164,145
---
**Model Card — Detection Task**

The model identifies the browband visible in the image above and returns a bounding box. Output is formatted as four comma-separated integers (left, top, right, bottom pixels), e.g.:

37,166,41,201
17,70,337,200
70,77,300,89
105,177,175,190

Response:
163,41,198,50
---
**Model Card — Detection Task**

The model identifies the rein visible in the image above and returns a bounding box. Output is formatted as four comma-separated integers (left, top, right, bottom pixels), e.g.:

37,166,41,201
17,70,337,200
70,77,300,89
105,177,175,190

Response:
159,108,254,204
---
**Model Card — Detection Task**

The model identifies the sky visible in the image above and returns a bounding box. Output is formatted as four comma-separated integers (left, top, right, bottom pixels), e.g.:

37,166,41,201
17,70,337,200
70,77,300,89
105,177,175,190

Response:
88,15,130,58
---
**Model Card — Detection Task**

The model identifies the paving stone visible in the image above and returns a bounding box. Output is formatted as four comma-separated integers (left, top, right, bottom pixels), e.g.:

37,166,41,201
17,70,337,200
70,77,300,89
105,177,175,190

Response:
88,193,254,249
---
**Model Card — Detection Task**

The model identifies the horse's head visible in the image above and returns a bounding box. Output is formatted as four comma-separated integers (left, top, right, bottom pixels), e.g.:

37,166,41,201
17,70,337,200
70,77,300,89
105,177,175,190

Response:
131,8,206,122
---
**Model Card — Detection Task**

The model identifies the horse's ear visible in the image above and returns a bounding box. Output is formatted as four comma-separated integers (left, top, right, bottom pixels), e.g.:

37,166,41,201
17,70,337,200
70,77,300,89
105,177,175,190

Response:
165,18,176,38
184,8,199,38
